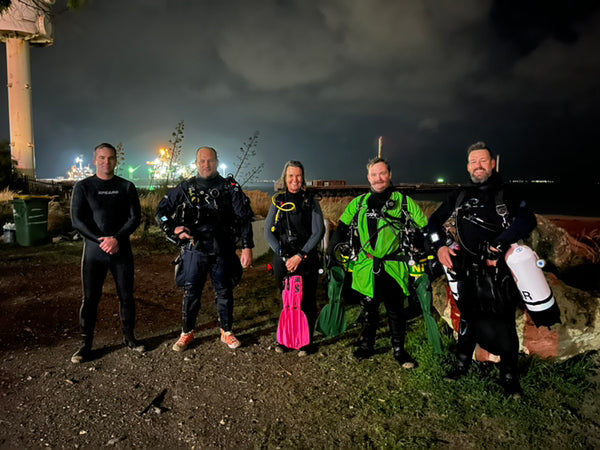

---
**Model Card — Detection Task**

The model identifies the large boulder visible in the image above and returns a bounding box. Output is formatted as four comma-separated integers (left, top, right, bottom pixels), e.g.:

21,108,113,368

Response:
431,271,600,361
527,215,598,270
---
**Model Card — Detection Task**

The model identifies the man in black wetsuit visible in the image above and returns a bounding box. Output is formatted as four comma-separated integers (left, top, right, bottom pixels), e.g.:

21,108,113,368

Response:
427,141,537,397
71,143,143,364
156,146,254,352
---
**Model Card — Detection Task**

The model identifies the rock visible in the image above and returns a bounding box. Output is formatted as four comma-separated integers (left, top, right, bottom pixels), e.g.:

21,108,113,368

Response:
431,271,600,361
528,215,598,270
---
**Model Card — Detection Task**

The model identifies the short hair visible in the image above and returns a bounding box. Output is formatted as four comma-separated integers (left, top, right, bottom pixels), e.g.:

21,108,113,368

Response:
196,146,218,160
278,160,306,191
366,156,391,173
467,141,494,159
94,143,116,157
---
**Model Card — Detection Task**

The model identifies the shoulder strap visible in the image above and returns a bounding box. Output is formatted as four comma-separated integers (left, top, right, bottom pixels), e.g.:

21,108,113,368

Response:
392,191,412,228
495,188,510,227
351,193,368,226
455,189,467,212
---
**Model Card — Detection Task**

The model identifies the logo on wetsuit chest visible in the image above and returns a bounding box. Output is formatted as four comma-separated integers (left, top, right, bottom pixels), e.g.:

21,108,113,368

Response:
98,190,120,195
366,208,380,219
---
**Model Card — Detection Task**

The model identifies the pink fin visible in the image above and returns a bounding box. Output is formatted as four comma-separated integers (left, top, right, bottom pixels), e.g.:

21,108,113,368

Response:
277,275,310,349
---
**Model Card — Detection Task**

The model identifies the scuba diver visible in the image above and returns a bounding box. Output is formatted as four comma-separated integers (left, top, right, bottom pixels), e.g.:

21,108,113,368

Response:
327,157,428,368
427,141,539,398
155,146,254,352
265,160,325,356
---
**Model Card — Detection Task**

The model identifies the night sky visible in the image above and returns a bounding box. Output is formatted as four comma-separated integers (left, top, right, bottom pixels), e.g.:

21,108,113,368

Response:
1,0,599,184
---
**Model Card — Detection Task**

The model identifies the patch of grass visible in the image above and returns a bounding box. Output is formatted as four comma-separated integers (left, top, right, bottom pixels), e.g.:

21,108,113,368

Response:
0,187,16,202
138,188,168,232
311,313,599,448
0,187,16,226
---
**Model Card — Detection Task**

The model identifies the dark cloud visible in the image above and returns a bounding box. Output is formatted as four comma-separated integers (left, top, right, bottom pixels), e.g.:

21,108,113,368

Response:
1,0,599,183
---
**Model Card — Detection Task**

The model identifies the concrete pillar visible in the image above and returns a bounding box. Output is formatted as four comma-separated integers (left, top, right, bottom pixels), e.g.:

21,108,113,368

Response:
6,37,35,178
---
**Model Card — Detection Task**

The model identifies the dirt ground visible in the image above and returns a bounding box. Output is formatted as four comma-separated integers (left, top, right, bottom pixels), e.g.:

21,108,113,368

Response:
1,218,600,448
0,236,373,448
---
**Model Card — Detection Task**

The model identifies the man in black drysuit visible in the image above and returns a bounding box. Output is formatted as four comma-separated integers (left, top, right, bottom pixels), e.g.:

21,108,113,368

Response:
156,146,254,352
71,143,143,364
427,141,537,397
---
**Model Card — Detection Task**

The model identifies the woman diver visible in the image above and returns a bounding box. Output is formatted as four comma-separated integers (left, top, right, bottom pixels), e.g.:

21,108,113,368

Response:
265,160,325,356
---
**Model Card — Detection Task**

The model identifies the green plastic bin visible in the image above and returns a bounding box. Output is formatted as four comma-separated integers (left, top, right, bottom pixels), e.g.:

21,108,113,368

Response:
12,195,52,246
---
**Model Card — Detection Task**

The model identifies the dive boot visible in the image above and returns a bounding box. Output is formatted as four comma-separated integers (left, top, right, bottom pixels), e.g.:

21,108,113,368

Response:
444,355,471,381
353,344,374,360
125,338,145,353
71,345,91,364
500,372,523,398
393,348,417,369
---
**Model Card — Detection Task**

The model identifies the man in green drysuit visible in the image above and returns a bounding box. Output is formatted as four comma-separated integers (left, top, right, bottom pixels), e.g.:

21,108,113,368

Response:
328,156,438,368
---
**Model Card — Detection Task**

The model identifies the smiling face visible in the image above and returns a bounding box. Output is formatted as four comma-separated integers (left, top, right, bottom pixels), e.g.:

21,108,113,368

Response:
467,149,495,183
196,147,219,179
94,146,117,180
285,166,303,194
367,161,392,193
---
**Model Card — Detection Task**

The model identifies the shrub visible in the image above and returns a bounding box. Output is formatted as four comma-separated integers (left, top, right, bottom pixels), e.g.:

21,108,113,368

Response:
245,190,270,218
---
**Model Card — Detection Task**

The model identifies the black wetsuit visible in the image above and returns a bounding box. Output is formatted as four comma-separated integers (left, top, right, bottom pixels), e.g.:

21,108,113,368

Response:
427,172,537,376
71,175,141,346
264,190,325,345
155,174,254,333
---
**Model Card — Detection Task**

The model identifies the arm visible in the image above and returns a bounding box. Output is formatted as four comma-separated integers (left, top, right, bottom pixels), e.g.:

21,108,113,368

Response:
405,195,428,229
426,190,460,268
112,182,141,242
264,204,282,255
155,184,188,242
232,187,254,268
231,187,255,250
493,199,537,251
70,182,103,243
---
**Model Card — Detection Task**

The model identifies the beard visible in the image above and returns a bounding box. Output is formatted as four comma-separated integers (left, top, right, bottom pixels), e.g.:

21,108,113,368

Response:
470,171,491,184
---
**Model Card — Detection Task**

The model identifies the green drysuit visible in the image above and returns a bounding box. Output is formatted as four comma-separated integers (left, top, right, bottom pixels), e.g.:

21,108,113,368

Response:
339,191,428,298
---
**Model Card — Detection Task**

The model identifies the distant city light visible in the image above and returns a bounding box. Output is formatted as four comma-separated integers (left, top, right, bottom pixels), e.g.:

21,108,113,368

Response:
67,154,93,180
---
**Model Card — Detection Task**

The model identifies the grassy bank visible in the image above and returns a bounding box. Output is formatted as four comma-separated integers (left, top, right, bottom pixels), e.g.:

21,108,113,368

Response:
241,253,600,447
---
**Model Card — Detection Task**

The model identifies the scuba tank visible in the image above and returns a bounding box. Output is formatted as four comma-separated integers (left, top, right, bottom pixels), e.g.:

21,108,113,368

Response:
443,265,460,302
440,242,461,301
505,244,556,313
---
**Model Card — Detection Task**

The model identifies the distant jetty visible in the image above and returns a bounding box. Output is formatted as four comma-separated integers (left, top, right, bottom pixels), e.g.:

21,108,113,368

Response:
274,179,461,197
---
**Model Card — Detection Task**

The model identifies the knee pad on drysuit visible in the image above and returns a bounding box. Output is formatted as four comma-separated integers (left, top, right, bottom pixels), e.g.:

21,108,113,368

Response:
505,245,561,328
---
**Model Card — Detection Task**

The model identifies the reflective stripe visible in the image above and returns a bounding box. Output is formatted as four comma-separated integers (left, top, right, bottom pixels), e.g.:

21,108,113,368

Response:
522,292,555,312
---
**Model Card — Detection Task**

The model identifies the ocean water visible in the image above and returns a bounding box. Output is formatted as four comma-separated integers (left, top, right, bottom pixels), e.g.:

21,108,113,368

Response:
246,181,600,217
410,182,600,217
510,182,600,217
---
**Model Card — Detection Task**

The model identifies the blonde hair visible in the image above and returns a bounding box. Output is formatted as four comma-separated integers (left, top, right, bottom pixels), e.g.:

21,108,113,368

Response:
278,160,306,191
